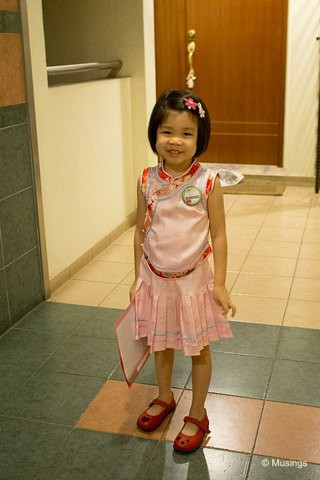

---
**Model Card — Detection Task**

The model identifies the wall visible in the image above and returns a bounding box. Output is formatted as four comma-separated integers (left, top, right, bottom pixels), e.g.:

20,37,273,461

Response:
24,0,141,284
0,0,44,335
283,0,320,177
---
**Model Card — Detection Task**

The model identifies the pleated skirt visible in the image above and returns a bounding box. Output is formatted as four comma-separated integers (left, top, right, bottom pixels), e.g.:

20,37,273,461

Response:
134,256,233,356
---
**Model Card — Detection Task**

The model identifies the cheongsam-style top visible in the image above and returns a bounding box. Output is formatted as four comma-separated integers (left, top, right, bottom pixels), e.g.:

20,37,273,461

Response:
139,161,217,278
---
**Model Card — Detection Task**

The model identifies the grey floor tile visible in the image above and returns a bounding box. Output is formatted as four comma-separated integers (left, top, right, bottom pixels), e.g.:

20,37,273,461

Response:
111,349,192,389
0,329,67,372
39,429,158,480
42,335,119,378
1,370,104,425
277,327,320,363
248,455,320,480
143,442,250,480
0,417,71,480
0,365,31,404
197,352,274,399
266,359,320,406
73,307,122,339
16,302,96,334
211,322,281,357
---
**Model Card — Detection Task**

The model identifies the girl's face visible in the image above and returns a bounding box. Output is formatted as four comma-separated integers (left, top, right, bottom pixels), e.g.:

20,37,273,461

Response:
156,109,198,176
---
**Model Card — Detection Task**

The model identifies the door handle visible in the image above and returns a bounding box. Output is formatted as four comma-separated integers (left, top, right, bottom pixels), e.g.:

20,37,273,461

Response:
186,29,196,88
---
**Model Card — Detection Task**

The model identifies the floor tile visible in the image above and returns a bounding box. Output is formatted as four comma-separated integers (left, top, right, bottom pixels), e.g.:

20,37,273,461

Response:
77,380,182,440
211,322,280,357
73,260,133,283
194,352,273,399
0,329,67,372
1,370,104,425
276,327,320,363
226,223,260,241
283,299,320,329
248,455,320,480
163,390,263,453
226,213,267,226
16,301,95,334
0,416,71,480
232,273,292,299
72,306,122,339
295,257,320,279
99,284,130,309
303,228,320,243
254,401,320,464
263,214,307,229
266,359,320,406
120,268,135,285
228,238,254,256
143,441,250,480
96,244,134,263
241,255,296,276
42,335,119,378
257,225,304,243
49,279,116,307
250,240,300,258
225,253,247,272
114,229,135,246
40,429,157,480
290,277,320,302
111,350,192,390
231,295,287,325
299,241,320,260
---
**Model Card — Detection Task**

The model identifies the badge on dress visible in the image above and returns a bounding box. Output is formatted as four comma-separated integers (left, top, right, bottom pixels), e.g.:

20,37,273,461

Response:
182,186,202,206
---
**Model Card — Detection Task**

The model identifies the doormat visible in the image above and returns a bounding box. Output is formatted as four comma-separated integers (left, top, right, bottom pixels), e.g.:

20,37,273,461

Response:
223,176,286,196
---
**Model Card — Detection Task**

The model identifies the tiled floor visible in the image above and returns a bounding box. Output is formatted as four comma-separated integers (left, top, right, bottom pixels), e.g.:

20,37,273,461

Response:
1,185,320,479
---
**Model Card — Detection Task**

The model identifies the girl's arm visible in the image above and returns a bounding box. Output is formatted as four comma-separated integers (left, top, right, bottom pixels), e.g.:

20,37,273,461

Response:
208,175,236,317
129,177,147,302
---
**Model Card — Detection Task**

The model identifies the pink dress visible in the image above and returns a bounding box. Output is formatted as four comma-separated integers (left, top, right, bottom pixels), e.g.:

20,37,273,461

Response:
134,161,233,356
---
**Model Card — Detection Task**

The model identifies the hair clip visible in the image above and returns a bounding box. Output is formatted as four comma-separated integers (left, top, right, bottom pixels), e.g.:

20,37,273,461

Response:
184,97,206,118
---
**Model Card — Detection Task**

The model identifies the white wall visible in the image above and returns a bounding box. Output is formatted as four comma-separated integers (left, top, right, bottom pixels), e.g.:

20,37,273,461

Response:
25,0,136,280
283,0,320,176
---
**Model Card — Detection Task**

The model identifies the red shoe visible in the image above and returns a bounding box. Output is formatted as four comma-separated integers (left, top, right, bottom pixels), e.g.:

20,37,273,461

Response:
173,410,210,452
137,396,176,432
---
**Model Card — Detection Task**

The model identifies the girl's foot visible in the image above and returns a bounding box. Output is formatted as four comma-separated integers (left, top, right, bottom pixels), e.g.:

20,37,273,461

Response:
173,410,210,453
137,394,176,432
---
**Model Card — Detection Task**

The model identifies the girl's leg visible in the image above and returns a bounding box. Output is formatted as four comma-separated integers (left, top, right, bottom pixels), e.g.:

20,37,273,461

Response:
182,345,212,436
146,348,175,415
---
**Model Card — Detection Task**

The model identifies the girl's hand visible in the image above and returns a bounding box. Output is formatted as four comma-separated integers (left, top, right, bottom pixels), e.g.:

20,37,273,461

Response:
213,285,237,317
129,280,137,303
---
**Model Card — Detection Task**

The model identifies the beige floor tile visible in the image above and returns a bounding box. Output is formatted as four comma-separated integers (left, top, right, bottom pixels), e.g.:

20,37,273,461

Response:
77,380,182,440
257,226,304,243
162,390,263,453
97,244,134,263
226,271,238,291
290,277,320,302
74,260,133,284
254,401,320,464
228,238,254,256
226,224,260,241
231,295,287,325
241,255,296,277
299,242,320,260
268,205,309,218
303,228,320,243
113,229,135,246
235,194,275,206
295,258,320,279
283,299,320,329
226,253,247,272
263,214,307,229
250,239,300,258
120,268,136,285
49,279,116,307
99,284,131,309
226,213,267,227
232,273,292,299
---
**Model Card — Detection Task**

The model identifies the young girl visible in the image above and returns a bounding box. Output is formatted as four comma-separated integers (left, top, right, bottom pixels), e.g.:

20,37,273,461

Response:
130,89,236,453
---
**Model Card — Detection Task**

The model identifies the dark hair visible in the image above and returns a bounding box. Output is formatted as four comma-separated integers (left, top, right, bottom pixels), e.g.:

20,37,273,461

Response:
148,89,211,158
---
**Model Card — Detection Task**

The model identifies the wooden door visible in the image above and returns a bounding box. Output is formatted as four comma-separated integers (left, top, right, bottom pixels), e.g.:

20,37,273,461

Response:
154,0,288,166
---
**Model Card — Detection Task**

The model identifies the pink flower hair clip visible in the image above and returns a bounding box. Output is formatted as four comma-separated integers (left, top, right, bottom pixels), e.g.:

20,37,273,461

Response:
184,97,206,118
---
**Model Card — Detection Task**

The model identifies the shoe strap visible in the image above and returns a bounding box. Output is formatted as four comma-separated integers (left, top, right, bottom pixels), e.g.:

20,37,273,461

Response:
149,398,173,409
183,415,210,434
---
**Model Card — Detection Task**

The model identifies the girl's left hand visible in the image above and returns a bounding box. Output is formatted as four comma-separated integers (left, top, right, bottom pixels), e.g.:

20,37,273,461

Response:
213,285,237,317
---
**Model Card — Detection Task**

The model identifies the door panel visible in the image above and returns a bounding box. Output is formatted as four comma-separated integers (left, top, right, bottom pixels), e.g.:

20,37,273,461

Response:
154,0,287,166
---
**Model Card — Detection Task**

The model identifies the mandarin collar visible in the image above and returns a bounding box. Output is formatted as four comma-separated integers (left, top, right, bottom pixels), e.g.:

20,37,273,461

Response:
158,159,201,183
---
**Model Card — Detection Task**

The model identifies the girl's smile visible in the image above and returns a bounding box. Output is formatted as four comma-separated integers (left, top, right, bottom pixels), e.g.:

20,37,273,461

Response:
156,110,198,176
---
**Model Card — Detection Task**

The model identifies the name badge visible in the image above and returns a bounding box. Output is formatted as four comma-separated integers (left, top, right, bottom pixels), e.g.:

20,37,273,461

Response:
182,186,202,206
